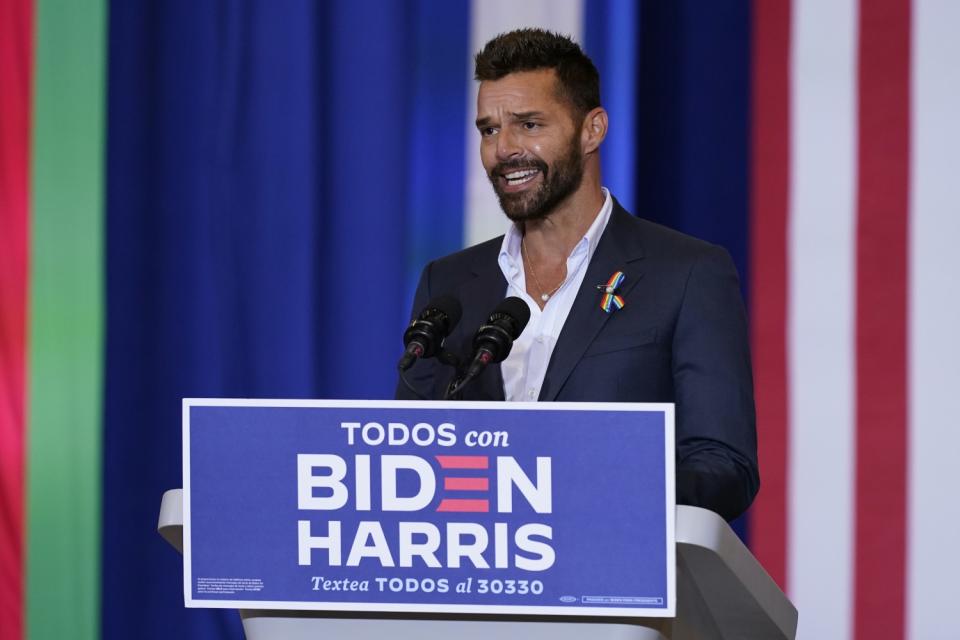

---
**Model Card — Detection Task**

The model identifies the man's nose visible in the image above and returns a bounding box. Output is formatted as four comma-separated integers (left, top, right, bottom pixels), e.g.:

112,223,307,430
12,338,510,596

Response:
496,128,522,161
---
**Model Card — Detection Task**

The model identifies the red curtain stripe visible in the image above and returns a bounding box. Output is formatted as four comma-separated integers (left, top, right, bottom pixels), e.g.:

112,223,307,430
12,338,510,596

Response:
0,1,34,639
854,1,912,638
748,0,792,591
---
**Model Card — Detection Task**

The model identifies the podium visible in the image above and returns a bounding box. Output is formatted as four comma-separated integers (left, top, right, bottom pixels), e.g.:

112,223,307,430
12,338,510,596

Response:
170,400,796,639
159,488,797,639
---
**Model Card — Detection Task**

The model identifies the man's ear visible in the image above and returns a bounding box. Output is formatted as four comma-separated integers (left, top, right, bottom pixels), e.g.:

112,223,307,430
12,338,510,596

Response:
581,107,608,154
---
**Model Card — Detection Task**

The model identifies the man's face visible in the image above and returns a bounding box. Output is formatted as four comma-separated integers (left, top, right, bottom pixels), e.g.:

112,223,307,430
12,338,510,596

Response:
476,69,584,222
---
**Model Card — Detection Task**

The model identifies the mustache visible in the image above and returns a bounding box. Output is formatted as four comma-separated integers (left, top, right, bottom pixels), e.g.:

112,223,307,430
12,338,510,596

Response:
490,157,549,178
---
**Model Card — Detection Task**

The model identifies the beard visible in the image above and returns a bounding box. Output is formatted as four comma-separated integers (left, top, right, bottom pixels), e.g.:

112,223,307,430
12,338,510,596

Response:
488,134,584,223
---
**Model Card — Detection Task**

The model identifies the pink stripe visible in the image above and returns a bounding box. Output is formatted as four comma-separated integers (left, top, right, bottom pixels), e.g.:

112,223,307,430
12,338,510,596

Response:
437,499,489,513
0,0,32,637
435,455,488,469
854,1,911,638
748,0,791,591
444,477,489,491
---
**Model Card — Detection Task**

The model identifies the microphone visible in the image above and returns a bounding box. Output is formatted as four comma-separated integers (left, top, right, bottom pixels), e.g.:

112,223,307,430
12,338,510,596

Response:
398,294,463,371
463,297,531,382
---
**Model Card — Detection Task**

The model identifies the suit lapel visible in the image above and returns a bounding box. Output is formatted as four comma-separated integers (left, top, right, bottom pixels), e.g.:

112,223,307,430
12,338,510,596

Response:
454,256,508,400
539,202,645,401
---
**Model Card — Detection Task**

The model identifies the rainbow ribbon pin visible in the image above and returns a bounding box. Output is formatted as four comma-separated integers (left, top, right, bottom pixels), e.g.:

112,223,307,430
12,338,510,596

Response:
599,271,626,313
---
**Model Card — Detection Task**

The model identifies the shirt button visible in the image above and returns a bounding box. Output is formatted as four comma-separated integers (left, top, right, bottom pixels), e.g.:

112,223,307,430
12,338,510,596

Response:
527,389,536,398
536,336,545,344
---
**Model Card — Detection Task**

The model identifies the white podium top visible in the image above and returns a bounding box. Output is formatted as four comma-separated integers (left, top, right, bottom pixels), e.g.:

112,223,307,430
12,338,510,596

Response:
159,489,796,640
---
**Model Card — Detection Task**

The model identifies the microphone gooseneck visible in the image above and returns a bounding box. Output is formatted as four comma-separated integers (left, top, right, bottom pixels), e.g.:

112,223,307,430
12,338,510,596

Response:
445,297,531,399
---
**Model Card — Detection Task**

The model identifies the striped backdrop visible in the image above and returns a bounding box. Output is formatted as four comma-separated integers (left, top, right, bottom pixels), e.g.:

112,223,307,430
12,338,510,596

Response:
0,1,957,639
751,1,960,639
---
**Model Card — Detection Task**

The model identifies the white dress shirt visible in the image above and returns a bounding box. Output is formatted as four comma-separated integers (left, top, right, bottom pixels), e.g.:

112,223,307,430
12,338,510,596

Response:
497,188,614,401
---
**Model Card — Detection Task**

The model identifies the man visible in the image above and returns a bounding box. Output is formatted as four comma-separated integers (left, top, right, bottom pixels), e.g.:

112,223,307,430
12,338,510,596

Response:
398,29,758,522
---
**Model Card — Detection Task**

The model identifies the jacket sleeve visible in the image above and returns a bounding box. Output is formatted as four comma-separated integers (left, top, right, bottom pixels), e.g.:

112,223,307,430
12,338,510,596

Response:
671,245,760,521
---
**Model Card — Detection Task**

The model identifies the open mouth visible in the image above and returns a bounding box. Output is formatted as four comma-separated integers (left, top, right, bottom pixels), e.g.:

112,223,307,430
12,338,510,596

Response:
500,168,541,188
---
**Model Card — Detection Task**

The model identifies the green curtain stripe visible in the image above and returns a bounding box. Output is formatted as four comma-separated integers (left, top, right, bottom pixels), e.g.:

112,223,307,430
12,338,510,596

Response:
25,0,106,637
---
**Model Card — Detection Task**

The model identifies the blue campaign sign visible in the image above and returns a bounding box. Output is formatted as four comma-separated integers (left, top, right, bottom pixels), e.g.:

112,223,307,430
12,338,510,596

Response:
183,400,675,617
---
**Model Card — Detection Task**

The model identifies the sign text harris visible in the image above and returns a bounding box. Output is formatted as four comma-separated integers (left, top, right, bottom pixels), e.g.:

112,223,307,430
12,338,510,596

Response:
297,420,555,572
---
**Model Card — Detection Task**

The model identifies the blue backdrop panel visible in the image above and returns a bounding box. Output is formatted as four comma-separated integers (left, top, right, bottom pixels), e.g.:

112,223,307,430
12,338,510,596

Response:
406,0,471,309
584,0,641,215
103,1,467,638
634,0,752,299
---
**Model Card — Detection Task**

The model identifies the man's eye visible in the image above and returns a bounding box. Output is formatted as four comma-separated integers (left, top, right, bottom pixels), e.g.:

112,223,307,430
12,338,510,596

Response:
522,121,540,130
481,127,497,137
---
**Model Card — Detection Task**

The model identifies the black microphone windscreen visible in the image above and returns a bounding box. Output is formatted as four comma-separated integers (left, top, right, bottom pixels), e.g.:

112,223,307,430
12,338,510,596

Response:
426,294,463,328
490,296,531,338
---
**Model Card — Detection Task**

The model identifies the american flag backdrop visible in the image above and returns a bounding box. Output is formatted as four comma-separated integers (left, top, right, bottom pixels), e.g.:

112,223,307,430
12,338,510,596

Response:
1,1,958,639
467,2,960,639
749,1,960,638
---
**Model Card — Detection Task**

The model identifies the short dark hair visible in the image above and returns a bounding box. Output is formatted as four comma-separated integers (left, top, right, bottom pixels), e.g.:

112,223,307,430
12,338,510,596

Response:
474,28,601,120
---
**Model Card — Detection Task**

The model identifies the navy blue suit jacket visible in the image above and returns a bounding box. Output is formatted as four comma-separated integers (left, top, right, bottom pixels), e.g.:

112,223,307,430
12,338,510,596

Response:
398,201,759,521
